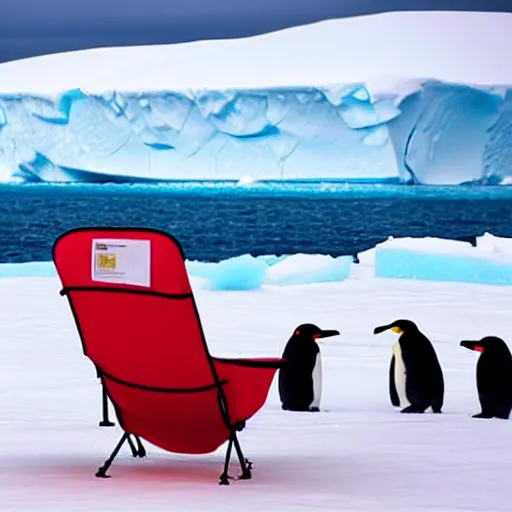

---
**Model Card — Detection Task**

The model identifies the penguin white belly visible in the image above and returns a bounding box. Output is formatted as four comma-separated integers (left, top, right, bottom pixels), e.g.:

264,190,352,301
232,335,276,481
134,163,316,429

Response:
393,342,410,407
310,352,322,409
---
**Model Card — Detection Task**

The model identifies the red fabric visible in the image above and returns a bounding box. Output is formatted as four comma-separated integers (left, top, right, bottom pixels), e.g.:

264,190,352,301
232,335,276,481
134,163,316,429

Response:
53,228,283,454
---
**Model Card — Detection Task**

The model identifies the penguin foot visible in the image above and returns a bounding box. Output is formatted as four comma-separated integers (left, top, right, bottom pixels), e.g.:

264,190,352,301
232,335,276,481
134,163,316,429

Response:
472,411,509,419
309,407,320,412
472,412,494,419
281,404,311,412
400,405,425,414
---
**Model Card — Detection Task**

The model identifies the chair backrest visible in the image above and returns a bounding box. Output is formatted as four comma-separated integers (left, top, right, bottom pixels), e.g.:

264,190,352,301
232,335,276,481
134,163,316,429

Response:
53,227,218,391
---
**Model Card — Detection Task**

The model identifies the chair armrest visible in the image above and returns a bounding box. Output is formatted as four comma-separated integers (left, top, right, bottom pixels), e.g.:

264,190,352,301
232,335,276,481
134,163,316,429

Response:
213,357,285,424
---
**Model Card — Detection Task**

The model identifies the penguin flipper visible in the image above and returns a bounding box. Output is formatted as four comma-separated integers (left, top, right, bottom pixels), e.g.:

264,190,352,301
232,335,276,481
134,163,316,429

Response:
389,355,400,407
430,358,445,413
401,346,430,411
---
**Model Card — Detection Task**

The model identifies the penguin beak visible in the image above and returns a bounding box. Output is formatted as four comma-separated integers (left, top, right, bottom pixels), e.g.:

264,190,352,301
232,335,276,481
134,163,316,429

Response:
373,324,393,335
316,329,340,339
460,340,485,353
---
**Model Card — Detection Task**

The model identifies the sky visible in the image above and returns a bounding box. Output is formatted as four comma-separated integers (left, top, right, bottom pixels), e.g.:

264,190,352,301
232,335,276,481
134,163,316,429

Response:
1,0,511,63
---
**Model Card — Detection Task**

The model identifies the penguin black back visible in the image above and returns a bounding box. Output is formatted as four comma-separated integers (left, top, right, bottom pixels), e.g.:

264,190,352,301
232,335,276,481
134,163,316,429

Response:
460,336,512,419
278,323,339,412
374,319,444,413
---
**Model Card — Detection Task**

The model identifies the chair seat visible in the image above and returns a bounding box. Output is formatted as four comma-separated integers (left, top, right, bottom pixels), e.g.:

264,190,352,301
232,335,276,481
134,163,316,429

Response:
99,356,283,454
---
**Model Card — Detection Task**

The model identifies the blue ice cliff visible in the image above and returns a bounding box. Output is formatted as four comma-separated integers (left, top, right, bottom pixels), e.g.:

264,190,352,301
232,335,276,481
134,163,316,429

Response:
0,11,511,184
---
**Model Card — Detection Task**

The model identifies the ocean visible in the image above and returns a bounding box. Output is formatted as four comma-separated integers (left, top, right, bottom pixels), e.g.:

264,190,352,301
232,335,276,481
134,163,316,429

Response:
1,182,511,263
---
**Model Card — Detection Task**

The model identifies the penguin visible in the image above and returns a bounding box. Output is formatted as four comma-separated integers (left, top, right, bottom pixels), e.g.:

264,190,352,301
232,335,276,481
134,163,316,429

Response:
460,337,512,419
373,319,444,413
278,323,340,412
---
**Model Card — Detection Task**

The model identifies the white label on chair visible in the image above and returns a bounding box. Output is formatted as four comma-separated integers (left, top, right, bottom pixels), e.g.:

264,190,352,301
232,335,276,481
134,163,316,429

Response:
91,239,151,287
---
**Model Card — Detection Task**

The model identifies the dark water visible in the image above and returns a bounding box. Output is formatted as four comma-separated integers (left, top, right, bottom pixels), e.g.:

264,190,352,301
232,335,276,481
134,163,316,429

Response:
1,183,511,263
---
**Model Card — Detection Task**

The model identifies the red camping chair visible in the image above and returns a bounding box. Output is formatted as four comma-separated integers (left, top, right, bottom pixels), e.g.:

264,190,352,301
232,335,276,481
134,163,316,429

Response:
52,227,284,485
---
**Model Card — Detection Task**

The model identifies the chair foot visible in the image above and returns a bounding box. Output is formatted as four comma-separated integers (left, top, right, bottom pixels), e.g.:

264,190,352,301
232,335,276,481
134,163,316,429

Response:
219,473,231,485
219,459,252,483
95,467,111,478
99,420,115,427
94,432,129,478
238,458,252,480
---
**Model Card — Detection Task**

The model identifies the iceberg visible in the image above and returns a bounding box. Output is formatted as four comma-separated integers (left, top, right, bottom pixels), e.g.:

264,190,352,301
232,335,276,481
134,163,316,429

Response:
0,11,511,184
0,253,353,290
374,236,512,286
1,234,511,289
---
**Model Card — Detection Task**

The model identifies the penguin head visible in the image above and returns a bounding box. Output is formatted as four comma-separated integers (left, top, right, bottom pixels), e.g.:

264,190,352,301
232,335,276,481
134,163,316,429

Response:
291,323,340,342
460,336,510,356
373,319,419,336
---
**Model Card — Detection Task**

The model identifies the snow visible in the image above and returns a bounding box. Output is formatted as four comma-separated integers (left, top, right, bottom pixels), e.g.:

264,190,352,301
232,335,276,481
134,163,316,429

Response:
477,232,512,255
0,11,511,94
0,11,511,185
2,239,512,510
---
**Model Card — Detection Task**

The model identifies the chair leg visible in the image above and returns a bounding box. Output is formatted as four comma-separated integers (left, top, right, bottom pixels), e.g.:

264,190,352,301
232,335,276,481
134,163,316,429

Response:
95,432,129,478
126,435,146,458
99,385,115,427
233,433,252,480
133,435,147,458
219,436,234,485
126,435,138,457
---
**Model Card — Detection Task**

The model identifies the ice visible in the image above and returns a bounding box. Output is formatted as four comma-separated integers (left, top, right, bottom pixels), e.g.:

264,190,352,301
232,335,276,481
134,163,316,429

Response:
0,11,511,184
2,244,512,510
187,255,268,291
375,235,512,285
477,232,512,254
265,254,352,286
0,87,399,183
0,261,58,278
376,248,512,285
0,103,6,127
1,235,511,288
402,83,506,185
484,90,512,182
0,254,353,290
